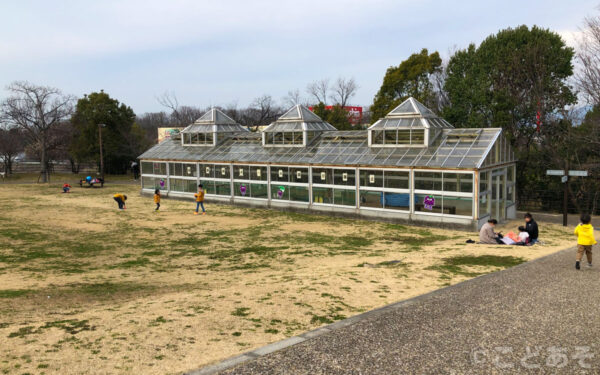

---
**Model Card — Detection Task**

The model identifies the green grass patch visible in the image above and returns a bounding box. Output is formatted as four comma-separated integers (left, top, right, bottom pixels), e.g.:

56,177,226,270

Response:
0,289,32,298
231,307,250,317
426,255,526,278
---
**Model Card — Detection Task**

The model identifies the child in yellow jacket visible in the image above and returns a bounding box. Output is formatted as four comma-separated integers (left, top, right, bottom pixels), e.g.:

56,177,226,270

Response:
113,194,127,210
574,214,596,270
194,184,205,215
154,189,161,211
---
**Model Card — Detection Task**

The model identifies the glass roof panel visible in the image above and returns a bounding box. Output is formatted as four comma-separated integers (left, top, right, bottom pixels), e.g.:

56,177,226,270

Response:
368,98,452,131
181,108,247,134
140,128,508,169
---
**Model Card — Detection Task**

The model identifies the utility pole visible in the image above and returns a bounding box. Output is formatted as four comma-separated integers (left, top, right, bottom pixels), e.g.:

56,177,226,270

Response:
546,168,588,226
98,124,106,182
563,167,568,227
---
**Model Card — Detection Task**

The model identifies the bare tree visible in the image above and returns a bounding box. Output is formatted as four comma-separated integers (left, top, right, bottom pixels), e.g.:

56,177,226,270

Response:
330,77,359,108
177,106,203,125
282,89,303,108
156,91,202,126
0,127,24,174
0,81,74,182
431,61,449,113
306,79,330,105
244,95,281,129
576,7,600,106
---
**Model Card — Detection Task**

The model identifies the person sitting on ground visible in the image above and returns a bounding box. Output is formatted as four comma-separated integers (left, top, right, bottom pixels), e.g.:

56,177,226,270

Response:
517,226,529,244
480,219,504,244
524,213,539,244
62,183,71,193
574,213,596,270
113,193,127,210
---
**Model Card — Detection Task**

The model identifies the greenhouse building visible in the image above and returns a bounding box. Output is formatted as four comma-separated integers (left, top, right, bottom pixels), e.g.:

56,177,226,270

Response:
139,98,516,229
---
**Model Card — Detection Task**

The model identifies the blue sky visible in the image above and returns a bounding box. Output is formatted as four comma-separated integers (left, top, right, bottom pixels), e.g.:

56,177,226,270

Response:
0,0,596,114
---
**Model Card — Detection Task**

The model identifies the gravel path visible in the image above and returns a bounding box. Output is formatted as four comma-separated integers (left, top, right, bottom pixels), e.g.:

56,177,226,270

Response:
208,247,600,374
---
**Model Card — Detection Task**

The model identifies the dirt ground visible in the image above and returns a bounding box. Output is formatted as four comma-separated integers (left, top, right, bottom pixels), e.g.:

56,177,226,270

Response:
0,183,576,374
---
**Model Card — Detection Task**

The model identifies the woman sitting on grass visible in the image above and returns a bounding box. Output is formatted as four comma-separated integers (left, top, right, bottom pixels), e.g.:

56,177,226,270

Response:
479,219,504,244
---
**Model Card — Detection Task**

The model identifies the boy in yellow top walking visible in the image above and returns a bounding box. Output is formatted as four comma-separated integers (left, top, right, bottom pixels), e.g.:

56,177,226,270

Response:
154,189,161,211
194,184,205,215
113,194,127,210
574,214,596,270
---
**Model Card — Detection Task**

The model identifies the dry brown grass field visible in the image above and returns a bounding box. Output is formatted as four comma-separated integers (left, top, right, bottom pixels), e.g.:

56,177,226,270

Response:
0,182,574,374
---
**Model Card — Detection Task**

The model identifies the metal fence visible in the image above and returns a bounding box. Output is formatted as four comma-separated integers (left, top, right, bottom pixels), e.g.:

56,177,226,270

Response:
518,189,600,216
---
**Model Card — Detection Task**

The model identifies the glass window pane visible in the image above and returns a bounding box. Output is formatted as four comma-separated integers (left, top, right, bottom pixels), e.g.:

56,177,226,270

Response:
271,166,288,182
200,164,213,178
251,166,268,181
216,165,230,179
372,130,383,144
412,129,425,144
312,187,333,204
479,171,489,192
153,162,166,175
414,171,442,191
507,184,515,206
415,193,442,214
507,165,515,184
141,162,153,175
443,173,459,192
291,167,308,183
479,193,490,218
334,188,356,206
250,183,268,199
169,178,183,192
205,133,214,144
168,163,177,176
384,171,409,189
283,132,294,144
312,168,333,185
183,164,196,177
359,170,383,187
293,132,303,145
289,186,309,202
359,190,383,208
215,181,231,196
459,174,473,193
235,166,250,180
234,182,249,197
271,184,289,200
384,130,396,145
397,130,410,144
274,132,283,144
443,196,472,216
333,169,355,186
265,133,273,144
383,192,411,211
199,180,214,194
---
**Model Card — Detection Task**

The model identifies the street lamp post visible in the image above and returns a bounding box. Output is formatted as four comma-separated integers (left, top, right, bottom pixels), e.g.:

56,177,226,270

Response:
98,124,106,182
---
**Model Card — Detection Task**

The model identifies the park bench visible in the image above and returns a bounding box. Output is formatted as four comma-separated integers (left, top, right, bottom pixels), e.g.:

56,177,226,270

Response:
79,176,104,188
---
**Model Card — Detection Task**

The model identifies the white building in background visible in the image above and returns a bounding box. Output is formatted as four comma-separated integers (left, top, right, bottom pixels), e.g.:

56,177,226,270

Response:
139,98,516,230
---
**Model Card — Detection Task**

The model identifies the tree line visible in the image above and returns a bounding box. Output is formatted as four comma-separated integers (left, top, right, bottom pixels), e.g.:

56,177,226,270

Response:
0,7,599,215
0,76,360,181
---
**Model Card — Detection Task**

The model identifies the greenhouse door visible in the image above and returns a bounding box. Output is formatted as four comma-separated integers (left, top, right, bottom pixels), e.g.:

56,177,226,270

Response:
491,171,506,221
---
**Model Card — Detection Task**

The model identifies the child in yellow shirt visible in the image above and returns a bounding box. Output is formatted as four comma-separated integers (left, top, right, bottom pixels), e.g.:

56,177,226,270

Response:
194,184,205,215
113,194,127,210
154,189,161,211
574,214,596,270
